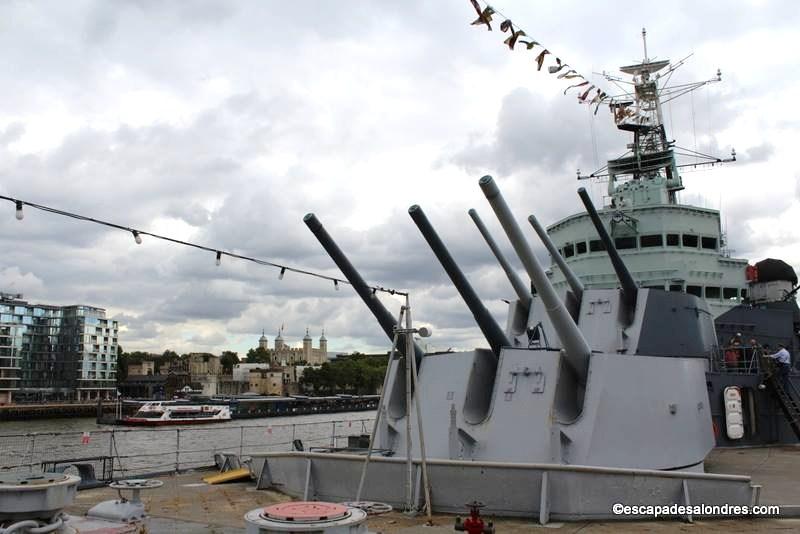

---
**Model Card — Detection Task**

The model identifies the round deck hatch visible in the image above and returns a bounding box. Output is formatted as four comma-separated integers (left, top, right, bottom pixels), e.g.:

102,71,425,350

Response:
245,501,369,533
262,501,349,522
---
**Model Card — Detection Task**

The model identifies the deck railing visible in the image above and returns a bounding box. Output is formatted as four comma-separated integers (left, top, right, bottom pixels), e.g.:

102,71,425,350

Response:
0,417,374,480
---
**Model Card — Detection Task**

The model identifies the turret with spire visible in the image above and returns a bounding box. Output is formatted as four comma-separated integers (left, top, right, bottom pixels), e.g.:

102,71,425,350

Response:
275,326,285,350
258,329,269,350
303,327,312,361
319,328,328,361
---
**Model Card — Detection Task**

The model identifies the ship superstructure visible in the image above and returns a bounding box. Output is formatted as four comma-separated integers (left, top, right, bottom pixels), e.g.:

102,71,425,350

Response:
546,32,744,317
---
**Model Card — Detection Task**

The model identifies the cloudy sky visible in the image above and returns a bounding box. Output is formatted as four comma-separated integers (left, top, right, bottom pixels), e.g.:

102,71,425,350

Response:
1,0,798,356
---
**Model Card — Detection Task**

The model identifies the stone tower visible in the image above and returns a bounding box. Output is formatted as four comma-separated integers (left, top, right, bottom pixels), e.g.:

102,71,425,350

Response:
303,328,312,362
258,329,268,350
319,329,328,362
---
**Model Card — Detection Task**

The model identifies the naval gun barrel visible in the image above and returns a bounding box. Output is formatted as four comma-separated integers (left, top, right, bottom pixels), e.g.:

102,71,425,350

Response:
577,187,637,313
479,176,591,383
409,204,510,359
468,209,532,308
303,213,424,363
528,214,584,303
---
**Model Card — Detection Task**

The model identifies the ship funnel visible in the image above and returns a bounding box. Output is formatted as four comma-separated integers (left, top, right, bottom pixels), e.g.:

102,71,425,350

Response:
479,176,591,383
577,188,638,314
468,209,532,309
303,213,424,364
528,214,584,303
409,205,510,359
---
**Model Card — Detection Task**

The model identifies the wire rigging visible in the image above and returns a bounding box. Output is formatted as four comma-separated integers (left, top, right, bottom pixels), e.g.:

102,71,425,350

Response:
1,194,408,297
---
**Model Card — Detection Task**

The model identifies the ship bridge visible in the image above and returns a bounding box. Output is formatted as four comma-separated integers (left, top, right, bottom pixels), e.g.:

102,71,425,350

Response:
546,202,748,318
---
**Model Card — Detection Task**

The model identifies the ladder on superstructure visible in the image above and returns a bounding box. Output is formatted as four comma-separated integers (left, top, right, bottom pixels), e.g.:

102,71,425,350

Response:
765,374,800,441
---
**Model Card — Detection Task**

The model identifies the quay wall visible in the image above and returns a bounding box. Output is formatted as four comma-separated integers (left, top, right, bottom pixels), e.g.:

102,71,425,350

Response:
0,402,116,421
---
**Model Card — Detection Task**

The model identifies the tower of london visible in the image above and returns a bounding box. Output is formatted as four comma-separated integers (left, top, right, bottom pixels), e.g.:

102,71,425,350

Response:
257,328,328,365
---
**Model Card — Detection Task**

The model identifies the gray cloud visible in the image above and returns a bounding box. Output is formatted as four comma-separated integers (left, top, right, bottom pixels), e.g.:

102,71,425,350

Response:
1,0,798,356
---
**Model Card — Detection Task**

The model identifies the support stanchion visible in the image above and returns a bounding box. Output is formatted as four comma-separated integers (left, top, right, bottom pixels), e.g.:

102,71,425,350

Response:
356,308,405,502
405,297,433,522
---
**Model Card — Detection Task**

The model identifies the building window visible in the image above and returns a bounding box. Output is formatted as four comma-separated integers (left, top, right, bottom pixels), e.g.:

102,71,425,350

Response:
705,286,721,299
723,287,739,300
640,234,663,248
563,244,575,258
686,285,702,297
575,241,587,254
589,239,605,252
701,237,717,250
669,284,683,292
666,234,680,246
682,234,698,248
615,237,637,250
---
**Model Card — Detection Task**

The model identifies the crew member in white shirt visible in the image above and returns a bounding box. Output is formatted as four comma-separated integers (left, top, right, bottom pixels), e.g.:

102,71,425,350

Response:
768,344,792,392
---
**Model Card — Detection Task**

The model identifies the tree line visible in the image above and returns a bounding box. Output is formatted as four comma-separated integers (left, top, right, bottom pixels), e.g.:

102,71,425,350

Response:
299,354,386,395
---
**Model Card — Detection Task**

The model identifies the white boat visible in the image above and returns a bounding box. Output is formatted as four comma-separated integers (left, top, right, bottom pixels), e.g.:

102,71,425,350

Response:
121,401,231,426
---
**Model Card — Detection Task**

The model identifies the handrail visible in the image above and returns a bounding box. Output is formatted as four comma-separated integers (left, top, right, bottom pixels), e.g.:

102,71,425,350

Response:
0,417,375,477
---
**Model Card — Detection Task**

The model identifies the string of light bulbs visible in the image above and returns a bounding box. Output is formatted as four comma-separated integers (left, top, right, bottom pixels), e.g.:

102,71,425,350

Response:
2,194,408,297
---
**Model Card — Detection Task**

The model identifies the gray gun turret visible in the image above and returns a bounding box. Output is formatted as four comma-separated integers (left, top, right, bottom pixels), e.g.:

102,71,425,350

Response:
577,187,638,316
479,176,591,384
528,214,584,303
304,213,424,364
409,204,510,359
469,209,532,309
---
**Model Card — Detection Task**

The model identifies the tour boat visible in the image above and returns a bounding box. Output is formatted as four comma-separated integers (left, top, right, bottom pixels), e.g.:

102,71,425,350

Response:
121,401,231,426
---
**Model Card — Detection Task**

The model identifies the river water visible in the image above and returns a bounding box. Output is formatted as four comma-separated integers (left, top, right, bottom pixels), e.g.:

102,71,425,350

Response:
0,411,375,476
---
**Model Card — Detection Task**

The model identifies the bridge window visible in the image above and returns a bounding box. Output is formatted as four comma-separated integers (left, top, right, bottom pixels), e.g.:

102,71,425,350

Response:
705,286,721,299
701,237,717,250
563,244,575,258
669,284,683,292
686,285,702,297
723,287,739,300
682,234,699,248
666,234,680,246
575,241,587,254
615,237,637,249
640,234,663,248
589,239,605,252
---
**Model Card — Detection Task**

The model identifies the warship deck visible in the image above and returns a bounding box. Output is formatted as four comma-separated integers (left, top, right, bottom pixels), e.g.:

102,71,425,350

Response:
63,446,800,533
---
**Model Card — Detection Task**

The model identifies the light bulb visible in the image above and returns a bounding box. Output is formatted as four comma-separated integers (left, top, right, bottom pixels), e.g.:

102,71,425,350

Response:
132,230,142,245
279,267,286,280
334,280,340,291
15,201,23,221
215,251,222,266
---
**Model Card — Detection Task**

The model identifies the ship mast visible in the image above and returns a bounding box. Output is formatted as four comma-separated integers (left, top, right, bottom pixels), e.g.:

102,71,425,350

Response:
582,29,731,208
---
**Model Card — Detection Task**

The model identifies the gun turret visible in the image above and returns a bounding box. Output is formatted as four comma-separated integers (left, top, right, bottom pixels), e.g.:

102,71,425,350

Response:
409,205,510,359
528,214,584,303
469,209,532,309
479,176,591,383
303,213,424,363
577,188,638,314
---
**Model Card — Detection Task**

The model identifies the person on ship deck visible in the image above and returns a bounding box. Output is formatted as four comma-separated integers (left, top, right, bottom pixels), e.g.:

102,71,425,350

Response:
724,333,743,371
766,343,792,393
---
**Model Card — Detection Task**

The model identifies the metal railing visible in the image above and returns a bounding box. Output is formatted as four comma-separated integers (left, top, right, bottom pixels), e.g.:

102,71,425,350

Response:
709,346,763,374
0,417,374,480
